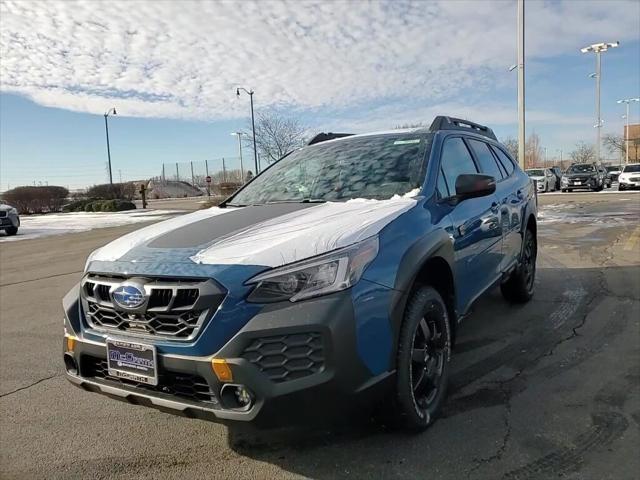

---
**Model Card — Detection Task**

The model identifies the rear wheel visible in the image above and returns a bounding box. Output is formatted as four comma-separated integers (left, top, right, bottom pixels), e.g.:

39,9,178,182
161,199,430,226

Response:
501,227,536,303
395,286,451,431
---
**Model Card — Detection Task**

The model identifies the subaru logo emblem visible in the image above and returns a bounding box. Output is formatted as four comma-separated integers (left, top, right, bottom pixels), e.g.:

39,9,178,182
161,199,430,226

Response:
112,285,145,309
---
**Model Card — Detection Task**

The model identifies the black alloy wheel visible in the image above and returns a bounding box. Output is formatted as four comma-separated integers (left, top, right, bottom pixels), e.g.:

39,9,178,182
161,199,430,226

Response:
395,286,451,431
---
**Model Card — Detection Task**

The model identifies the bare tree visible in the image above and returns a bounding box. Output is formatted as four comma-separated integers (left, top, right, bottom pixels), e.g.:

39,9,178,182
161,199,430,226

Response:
501,136,519,162
569,141,596,164
603,133,626,158
525,133,542,169
245,112,307,165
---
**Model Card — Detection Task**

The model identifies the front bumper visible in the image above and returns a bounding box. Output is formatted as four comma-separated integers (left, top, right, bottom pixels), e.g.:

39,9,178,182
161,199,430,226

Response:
64,290,392,427
619,179,640,189
562,177,597,189
0,213,19,229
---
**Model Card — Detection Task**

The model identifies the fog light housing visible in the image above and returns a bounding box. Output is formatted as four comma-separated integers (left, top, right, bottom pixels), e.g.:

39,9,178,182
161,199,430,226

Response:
220,384,254,411
64,353,78,375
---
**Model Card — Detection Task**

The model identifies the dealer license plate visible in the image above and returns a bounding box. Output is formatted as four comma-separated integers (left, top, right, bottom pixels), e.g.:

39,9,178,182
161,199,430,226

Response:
106,339,158,385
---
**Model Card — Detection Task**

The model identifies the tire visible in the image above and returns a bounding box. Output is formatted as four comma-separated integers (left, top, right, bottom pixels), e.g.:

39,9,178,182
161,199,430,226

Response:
568,189,573,192
5,226,18,236
619,185,625,191
501,226,536,303
395,286,451,431
561,189,567,193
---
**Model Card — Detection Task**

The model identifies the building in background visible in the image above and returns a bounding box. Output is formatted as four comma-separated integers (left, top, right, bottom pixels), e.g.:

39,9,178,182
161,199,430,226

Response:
624,124,640,162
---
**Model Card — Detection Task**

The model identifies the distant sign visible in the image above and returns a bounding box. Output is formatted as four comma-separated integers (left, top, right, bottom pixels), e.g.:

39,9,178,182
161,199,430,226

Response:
205,176,212,183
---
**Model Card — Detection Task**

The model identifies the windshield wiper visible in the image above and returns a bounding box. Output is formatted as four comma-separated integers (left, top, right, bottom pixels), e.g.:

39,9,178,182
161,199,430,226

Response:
263,199,327,204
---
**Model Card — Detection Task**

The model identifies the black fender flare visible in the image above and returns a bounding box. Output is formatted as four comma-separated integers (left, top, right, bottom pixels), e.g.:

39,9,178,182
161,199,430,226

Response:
387,228,456,360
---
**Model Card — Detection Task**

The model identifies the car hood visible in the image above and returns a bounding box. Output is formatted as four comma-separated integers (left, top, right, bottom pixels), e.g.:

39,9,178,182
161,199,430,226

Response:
0,204,14,211
87,194,419,270
528,175,545,181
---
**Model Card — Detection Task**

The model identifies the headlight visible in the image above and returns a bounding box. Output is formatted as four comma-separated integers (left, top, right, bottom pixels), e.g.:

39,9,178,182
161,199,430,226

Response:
8,207,17,215
84,248,101,272
246,236,379,303
561,176,568,184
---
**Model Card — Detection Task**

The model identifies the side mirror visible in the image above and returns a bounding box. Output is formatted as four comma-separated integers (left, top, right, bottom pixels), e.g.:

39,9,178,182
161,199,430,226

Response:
452,174,496,204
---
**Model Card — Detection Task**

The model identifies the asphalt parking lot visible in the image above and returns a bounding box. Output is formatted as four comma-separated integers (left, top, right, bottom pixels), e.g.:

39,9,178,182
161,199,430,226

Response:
1,193,639,479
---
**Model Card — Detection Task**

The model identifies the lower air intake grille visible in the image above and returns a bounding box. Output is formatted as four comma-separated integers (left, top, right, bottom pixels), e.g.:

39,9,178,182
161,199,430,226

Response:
81,356,217,404
241,332,324,383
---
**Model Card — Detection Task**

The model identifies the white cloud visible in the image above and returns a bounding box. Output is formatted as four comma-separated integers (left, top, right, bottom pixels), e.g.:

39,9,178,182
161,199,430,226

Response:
0,0,638,120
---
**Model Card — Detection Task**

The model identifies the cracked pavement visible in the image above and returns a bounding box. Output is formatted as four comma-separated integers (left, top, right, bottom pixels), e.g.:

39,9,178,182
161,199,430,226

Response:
1,194,638,479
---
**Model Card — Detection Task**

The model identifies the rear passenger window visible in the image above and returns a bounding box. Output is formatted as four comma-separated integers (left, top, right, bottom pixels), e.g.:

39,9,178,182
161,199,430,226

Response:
439,137,478,194
467,139,504,181
492,146,515,176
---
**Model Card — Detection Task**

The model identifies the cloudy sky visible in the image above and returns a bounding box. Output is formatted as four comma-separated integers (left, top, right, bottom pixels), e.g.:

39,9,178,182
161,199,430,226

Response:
1,0,639,189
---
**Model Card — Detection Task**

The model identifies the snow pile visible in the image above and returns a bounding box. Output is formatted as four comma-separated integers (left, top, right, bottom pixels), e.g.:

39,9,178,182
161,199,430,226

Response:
190,196,418,267
0,210,181,243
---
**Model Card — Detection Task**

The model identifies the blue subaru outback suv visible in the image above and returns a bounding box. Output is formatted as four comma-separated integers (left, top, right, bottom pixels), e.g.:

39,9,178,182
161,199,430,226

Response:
63,116,537,431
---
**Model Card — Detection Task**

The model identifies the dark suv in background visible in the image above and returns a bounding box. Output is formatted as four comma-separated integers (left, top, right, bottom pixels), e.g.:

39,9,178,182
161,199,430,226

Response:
561,163,604,192
63,116,537,431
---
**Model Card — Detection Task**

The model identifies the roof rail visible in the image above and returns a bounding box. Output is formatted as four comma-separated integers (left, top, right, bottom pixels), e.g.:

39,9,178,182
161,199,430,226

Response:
429,116,497,141
307,132,354,145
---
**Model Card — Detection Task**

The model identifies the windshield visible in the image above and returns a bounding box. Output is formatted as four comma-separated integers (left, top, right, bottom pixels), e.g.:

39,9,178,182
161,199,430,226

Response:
228,133,431,205
526,169,544,177
606,166,620,172
567,164,595,173
623,164,640,173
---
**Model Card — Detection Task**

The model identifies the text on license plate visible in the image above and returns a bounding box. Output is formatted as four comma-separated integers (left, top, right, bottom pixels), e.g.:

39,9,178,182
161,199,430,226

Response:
106,339,158,385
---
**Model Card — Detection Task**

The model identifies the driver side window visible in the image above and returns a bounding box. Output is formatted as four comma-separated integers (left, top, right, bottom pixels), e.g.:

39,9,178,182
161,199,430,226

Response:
439,137,478,195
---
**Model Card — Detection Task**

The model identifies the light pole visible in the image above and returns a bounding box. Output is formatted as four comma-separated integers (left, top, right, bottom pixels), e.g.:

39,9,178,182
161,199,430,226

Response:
617,97,639,164
557,148,563,169
516,0,525,170
236,87,259,174
104,107,117,184
581,42,619,165
231,132,246,182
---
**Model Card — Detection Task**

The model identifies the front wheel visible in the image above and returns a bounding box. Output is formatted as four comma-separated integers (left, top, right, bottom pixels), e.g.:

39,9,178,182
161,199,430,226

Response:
501,227,536,303
4,226,18,236
395,286,451,431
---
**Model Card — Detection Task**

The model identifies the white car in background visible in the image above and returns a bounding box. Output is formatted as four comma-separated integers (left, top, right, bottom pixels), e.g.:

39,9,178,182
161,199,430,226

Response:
618,163,640,191
526,168,556,193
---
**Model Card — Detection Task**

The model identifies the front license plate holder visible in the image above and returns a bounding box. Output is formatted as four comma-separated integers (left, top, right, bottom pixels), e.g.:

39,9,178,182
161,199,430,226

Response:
106,339,158,385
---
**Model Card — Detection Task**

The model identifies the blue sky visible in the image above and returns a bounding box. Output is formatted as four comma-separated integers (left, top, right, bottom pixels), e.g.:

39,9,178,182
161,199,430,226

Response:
1,0,639,190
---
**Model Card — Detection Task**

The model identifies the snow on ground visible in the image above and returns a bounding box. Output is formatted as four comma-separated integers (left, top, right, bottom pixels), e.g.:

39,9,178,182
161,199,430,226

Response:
538,202,640,226
0,210,182,243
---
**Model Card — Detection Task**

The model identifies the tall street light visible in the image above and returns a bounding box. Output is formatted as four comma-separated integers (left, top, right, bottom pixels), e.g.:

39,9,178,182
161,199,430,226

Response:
230,132,245,182
104,107,117,184
617,97,640,164
516,0,525,170
236,87,259,174
581,41,619,165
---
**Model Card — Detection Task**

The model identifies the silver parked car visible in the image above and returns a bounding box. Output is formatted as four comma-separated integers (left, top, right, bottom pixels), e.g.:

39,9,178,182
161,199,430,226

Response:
525,168,556,193
0,203,20,236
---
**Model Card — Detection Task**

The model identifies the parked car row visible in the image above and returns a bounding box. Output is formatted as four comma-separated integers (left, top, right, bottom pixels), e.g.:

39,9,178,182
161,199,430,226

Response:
525,163,638,193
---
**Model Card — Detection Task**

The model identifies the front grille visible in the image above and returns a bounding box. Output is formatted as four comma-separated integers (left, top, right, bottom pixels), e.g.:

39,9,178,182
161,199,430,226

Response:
242,332,324,383
81,356,218,404
630,177,640,182
81,274,226,340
